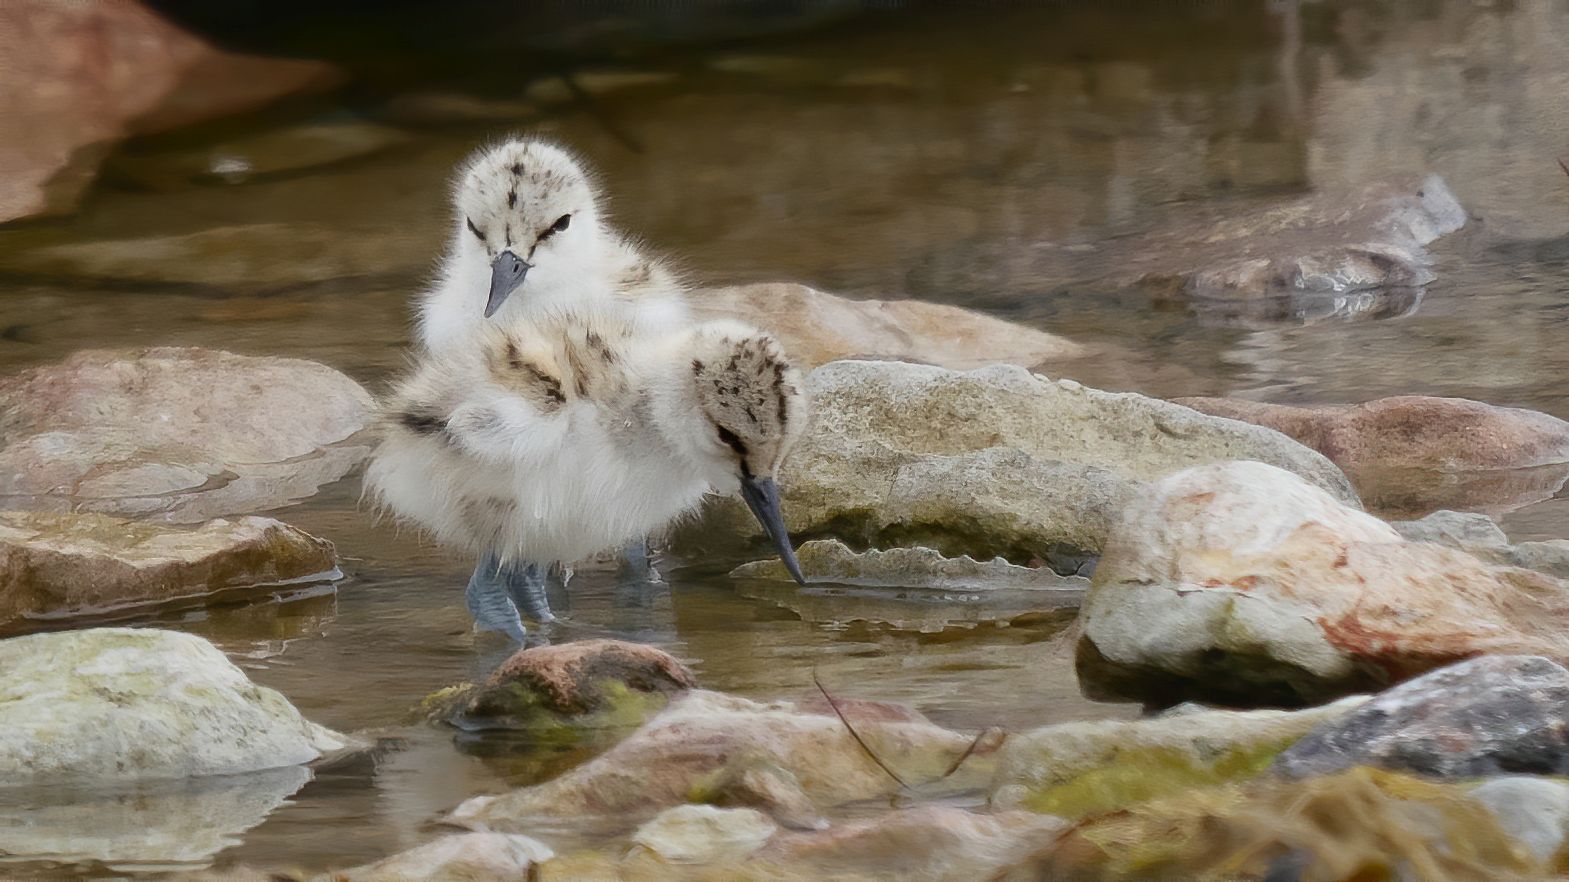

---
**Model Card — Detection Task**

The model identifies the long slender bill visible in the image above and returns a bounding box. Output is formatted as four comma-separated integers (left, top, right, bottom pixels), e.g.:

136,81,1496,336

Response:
740,475,806,585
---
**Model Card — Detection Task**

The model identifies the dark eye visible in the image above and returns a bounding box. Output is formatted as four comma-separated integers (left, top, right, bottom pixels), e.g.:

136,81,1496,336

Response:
551,214,571,233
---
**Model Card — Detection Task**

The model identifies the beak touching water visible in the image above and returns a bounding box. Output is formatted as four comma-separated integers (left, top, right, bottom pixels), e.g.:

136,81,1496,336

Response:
740,475,806,585
485,250,531,318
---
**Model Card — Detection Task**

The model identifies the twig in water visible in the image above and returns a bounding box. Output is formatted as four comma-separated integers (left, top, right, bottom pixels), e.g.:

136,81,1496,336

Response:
938,726,1007,781
1559,155,1569,177
813,669,910,792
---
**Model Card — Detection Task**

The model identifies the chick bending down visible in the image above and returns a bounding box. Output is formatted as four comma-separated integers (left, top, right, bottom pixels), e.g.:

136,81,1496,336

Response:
367,308,809,642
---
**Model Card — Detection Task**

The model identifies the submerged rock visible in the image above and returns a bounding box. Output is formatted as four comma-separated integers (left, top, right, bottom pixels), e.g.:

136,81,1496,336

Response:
421,639,696,735
0,628,347,782
0,765,311,870
1274,655,1569,780
691,282,1087,371
449,690,991,829
0,0,338,222
1077,461,1569,708
1176,394,1569,516
1128,175,1466,301
0,511,337,629
334,832,554,882
1,222,430,288
107,120,411,189
0,347,373,523
731,539,1087,632
697,361,1353,566
991,697,1365,817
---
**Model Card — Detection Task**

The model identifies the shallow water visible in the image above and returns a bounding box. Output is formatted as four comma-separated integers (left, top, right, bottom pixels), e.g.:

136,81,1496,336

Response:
1,0,1568,875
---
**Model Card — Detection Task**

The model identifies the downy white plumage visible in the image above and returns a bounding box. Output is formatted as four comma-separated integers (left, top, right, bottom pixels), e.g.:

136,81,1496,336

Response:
368,137,808,642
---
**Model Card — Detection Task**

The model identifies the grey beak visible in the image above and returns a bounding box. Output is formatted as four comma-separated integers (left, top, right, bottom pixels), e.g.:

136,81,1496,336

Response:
485,251,531,318
740,475,805,585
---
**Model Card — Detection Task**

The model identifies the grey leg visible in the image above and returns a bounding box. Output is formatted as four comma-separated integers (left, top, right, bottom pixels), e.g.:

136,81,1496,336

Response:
466,551,528,644
504,560,558,624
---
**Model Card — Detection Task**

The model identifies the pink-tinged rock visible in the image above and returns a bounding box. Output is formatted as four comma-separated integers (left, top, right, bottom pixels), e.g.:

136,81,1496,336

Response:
449,690,992,830
1175,395,1569,517
0,347,372,523
0,510,336,629
334,832,553,882
1076,461,1569,708
0,0,339,222
691,282,1087,371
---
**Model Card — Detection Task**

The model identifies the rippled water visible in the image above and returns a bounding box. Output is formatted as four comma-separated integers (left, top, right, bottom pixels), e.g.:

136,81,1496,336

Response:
1,1,1568,875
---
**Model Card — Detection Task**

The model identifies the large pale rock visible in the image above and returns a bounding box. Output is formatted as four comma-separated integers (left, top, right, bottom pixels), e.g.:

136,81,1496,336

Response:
1176,395,1569,516
699,361,1354,566
990,697,1365,817
731,539,1087,632
335,832,554,882
421,639,696,734
0,510,337,628
0,765,310,869
450,690,993,829
1077,461,1569,707
691,282,1087,370
1274,655,1569,780
0,0,338,222
0,347,373,523
1128,175,1466,301
0,628,347,781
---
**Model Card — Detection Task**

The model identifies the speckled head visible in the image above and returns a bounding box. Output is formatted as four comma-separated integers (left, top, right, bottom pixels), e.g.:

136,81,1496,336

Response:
452,139,605,317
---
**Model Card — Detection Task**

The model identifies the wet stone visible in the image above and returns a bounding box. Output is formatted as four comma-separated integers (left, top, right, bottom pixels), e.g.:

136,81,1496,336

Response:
1273,655,1569,780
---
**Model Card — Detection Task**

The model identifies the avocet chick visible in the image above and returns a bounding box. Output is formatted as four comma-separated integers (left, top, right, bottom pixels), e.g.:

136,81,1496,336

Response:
367,309,809,642
419,138,688,353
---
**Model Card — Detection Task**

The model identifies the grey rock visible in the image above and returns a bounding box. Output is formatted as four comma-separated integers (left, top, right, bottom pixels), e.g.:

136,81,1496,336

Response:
1394,510,1569,580
1470,776,1569,864
334,832,554,882
1274,655,1569,780
699,361,1354,564
732,539,1086,632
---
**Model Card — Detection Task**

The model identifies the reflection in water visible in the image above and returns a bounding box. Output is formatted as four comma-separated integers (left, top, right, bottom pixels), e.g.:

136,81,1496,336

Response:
0,0,1565,876
0,766,310,872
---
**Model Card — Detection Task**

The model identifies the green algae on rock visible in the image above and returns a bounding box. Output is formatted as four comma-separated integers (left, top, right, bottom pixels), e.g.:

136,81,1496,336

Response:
990,697,1365,818
420,639,697,741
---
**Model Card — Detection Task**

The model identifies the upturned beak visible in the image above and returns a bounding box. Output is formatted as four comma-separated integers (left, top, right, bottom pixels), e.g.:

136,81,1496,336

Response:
739,475,805,585
485,250,531,318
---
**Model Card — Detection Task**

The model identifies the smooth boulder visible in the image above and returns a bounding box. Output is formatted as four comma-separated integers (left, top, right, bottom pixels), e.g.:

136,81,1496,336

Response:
1393,509,1569,579
0,628,347,781
0,347,373,523
1177,395,1569,516
1077,461,1569,707
691,282,1087,371
0,511,337,628
698,361,1354,567
1274,655,1569,780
